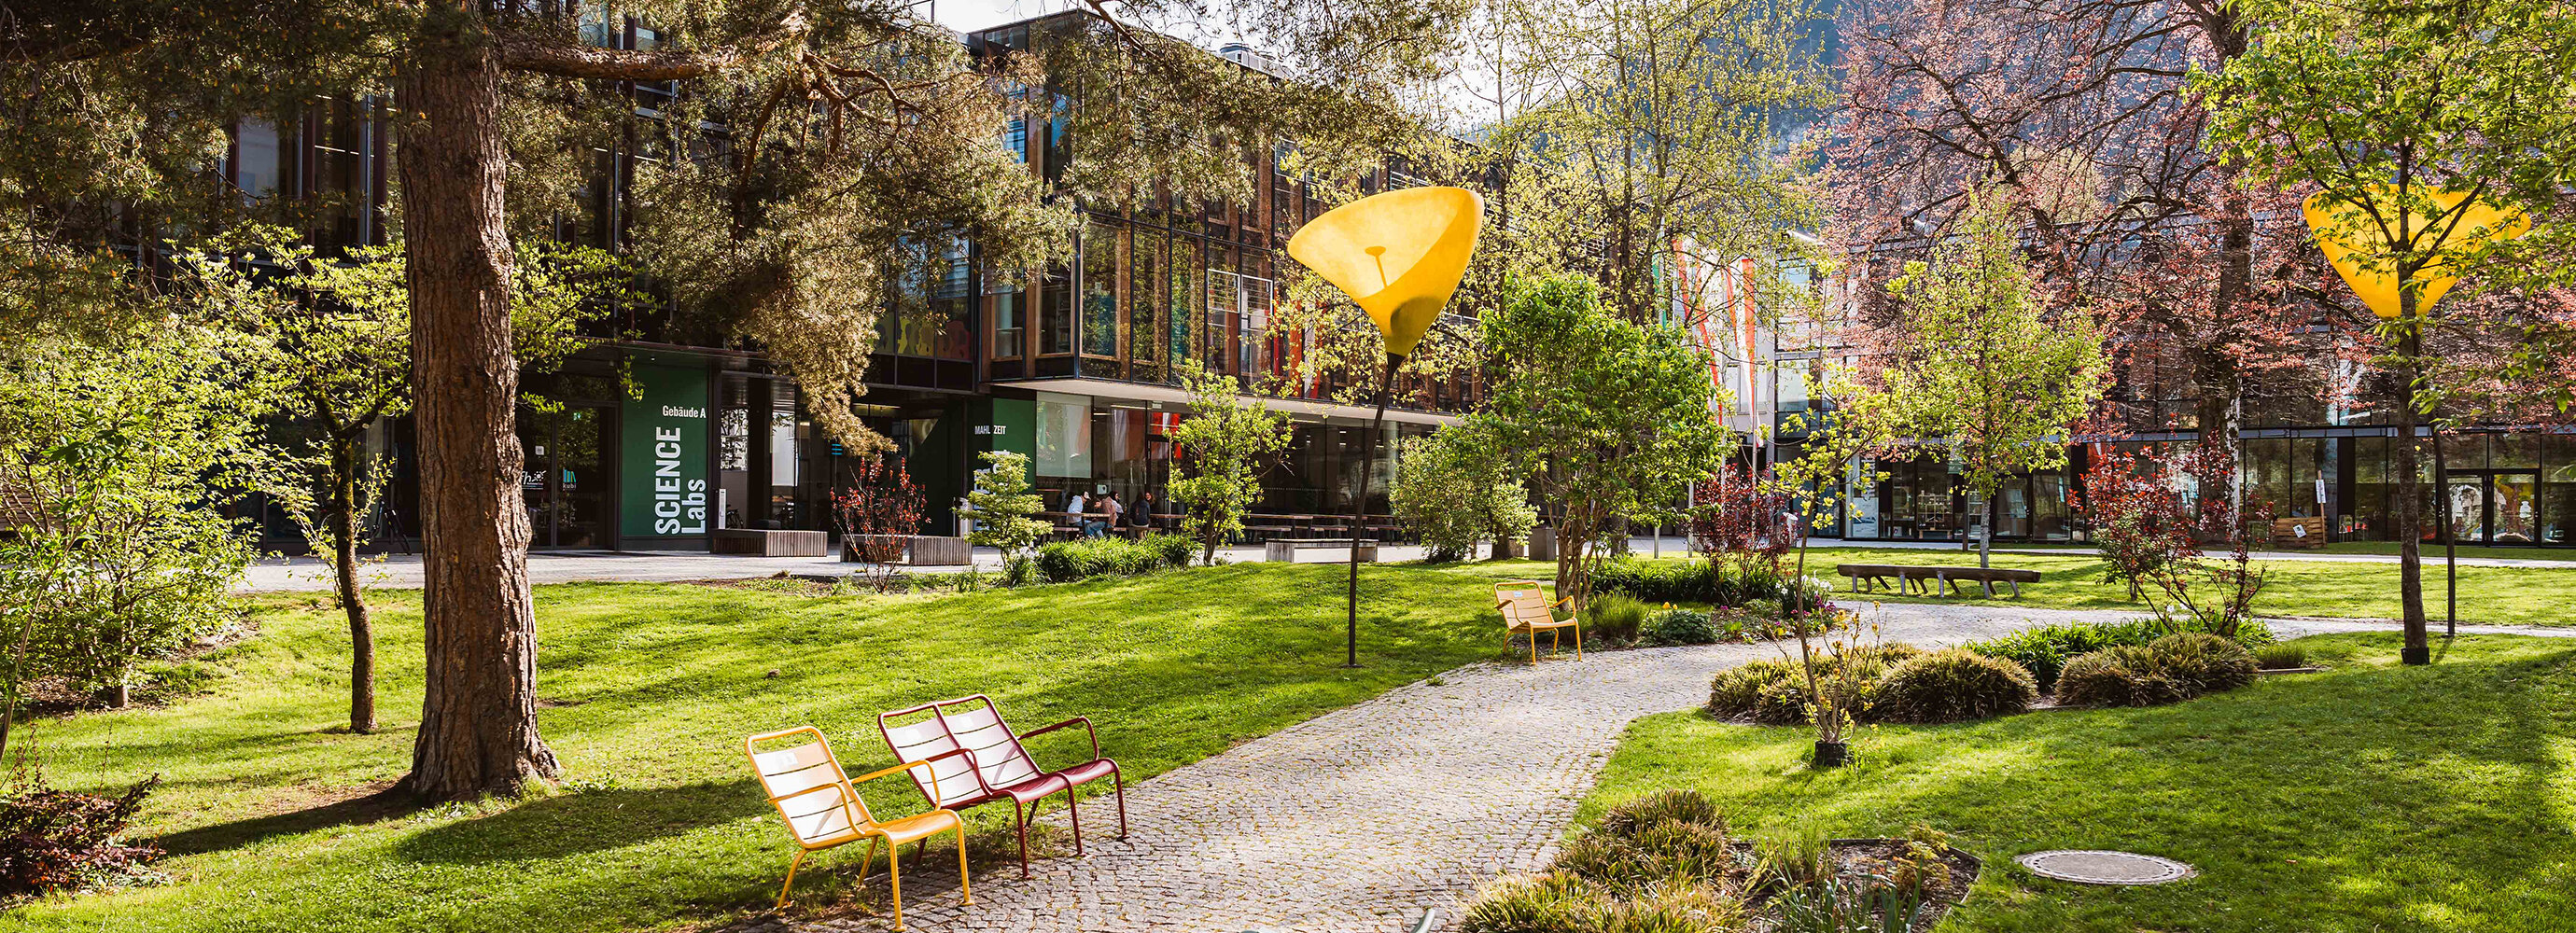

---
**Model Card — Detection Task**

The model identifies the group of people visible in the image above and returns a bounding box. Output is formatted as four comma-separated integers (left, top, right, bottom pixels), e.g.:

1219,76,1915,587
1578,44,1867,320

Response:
1062,489,1161,537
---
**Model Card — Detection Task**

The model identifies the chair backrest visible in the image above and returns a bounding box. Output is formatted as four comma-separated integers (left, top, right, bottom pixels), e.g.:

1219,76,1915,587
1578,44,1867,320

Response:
881,695,1044,806
931,696,1046,792
745,727,871,845
880,704,987,808
1495,579,1555,629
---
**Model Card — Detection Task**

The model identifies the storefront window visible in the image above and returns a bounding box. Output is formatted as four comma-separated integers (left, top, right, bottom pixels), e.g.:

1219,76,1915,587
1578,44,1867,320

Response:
2544,434,2576,544
1035,391,1090,479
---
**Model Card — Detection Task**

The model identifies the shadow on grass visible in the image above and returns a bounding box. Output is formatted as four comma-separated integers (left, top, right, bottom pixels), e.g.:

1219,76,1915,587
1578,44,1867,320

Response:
154,784,421,856
393,781,765,863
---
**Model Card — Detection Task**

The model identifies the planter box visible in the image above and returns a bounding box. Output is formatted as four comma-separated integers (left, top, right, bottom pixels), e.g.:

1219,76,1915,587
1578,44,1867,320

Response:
907,536,972,566
1527,526,1557,562
841,534,973,565
711,528,829,557
1491,539,1525,560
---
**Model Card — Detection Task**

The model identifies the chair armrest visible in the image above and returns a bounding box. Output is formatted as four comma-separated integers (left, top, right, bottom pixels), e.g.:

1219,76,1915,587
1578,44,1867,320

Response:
1018,717,1102,763
851,747,980,806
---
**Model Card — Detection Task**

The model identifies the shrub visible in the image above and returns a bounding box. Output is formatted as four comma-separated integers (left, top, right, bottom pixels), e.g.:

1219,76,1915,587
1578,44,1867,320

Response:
1141,533,1196,569
0,773,163,897
2148,633,2258,694
1033,537,1164,582
1871,649,2039,723
1590,558,1785,606
1598,789,1726,838
1707,645,1924,725
2254,642,2306,670
1585,594,1649,646
1643,608,1719,647
1001,554,1037,587
2053,645,2185,707
1460,872,1604,933
1966,616,2275,693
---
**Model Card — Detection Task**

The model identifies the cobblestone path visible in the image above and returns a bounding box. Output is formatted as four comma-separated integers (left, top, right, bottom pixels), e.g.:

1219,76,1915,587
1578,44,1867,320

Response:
737,604,2561,933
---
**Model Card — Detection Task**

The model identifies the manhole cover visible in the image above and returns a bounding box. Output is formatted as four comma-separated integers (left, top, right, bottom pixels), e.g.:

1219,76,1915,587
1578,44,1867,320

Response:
2015,850,2195,885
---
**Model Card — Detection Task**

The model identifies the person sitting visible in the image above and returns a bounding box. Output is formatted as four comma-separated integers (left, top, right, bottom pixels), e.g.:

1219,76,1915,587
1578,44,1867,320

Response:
1064,490,1090,537
1093,493,1122,538
1128,492,1159,537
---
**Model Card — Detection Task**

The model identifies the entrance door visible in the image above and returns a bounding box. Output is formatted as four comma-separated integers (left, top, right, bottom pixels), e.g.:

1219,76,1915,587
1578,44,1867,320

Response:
518,405,610,549
2445,476,2485,544
2492,471,2538,544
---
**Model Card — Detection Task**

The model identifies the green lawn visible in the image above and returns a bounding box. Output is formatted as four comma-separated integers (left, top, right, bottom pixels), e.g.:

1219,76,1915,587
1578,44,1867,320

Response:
7,563,1529,933
1577,634,2576,933
1749,546,2576,625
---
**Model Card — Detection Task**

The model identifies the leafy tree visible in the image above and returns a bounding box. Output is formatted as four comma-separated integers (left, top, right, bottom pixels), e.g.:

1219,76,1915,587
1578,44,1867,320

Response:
1881,188,2109,567
0,321,264,759
1830,0,2310,454
1,0,1463,798
1761,363,1894,766
2197,0,2576,664
1388,427,1535,562
1473,274,1729,607
834,456,925,592
174,225,624,734
960,451,1052,571
1169,363,1291,566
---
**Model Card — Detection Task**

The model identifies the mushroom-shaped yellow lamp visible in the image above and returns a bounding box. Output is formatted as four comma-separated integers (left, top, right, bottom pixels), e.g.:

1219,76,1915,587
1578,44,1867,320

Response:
2303,187,2531,319
1286,186,1485,669
1287,186,1485,357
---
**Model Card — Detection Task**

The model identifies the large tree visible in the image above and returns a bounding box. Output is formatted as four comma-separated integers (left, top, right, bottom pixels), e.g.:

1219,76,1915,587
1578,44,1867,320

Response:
1829,0,2309,455
2198,0,2576,664
2,0,1463,798
1470,274,1729,606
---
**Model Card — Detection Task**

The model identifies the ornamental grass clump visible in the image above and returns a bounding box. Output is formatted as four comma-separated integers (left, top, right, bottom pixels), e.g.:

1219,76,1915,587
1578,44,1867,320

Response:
1587,594,1651,647
1869,649,2039,723
2057,633,2258,707
1704,644,1922,725
1463,789,1750,933
2254,642,2307,670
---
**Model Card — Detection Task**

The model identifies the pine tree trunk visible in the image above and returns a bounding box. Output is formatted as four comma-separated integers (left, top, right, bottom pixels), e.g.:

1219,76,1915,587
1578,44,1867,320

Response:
394,10,559,799
331,436,377,734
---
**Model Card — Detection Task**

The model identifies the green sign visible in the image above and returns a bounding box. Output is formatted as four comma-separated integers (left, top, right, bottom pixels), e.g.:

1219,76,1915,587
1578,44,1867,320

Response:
621,364,711,537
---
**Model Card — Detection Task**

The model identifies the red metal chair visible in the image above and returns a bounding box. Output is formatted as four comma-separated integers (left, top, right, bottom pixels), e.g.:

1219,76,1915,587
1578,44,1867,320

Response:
876,694,1128,878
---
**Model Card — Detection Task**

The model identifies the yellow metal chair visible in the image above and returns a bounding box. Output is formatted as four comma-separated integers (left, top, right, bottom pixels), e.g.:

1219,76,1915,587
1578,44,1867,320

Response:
743,726,973,928
1495,579,1582,663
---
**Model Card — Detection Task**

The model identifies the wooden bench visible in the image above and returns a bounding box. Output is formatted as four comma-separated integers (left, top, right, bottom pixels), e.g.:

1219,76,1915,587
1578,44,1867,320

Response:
1836,563,2041,598
2268,516,2327,550
1263,538,1379,563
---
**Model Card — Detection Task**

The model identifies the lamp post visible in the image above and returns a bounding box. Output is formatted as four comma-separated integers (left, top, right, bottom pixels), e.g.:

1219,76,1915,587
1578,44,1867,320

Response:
2303,187,2528,663
1285,187,1484,668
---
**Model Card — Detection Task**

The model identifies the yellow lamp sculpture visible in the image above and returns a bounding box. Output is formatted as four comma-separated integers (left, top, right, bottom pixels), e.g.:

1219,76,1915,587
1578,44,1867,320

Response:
2303,186,2531,319
1286,186,1485,668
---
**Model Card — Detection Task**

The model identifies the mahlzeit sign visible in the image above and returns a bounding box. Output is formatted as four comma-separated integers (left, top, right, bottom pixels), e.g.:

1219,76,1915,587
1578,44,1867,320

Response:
621,365,711,537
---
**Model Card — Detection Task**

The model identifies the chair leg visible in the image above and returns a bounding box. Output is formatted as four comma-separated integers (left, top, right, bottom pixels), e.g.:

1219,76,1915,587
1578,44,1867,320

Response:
888,839,905,932
776,848,808,911
956,825,974,906
1013,799,1032,880
1111,765,1130,840
1529,629,1538,664
1573,621,1582,660
1066,786,1085,856
854,836,884,893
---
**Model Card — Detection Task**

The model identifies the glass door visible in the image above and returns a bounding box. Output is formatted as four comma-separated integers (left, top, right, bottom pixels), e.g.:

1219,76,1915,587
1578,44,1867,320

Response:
2444,475,2486,544
2493,472,2538,544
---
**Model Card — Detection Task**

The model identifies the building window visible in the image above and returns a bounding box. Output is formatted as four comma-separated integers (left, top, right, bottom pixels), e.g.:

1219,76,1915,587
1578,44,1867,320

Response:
1131,230,1163,377
990,278,1026,360
1081,224,1119,357
1040,268,1073,355
1035,391,1091,479
232,118,288,202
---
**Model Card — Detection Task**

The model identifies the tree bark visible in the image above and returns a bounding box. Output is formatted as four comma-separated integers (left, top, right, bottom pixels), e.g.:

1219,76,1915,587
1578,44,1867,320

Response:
330,436,377,734
2394,324,2429,665
395,8,559,799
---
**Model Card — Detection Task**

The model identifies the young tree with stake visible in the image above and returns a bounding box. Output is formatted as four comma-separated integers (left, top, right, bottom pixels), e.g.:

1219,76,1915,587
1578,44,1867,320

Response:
1880,188,2109,567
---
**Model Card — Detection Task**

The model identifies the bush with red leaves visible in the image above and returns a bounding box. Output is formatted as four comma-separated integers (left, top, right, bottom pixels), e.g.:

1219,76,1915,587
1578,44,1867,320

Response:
0,773,162,898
